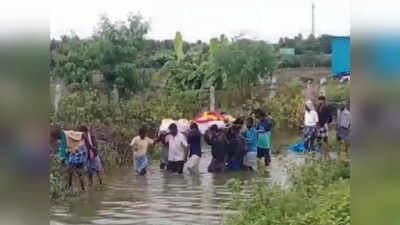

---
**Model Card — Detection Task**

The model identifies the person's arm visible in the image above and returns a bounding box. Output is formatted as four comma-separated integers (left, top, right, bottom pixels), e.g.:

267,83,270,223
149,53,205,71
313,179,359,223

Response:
148,137,155,146
204,130,214,145
91,134,98,156
241,136,249,153
129,137,137,150
327,108,333,124
181,134,188,148
257,124,265,133
348,112,351,129
58,131,67,161
314,111,319,125
250,129,258,145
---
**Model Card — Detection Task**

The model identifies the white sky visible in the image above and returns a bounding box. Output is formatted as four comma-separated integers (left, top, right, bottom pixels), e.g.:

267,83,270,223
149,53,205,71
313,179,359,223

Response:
50,0,350,43
2,0,400,43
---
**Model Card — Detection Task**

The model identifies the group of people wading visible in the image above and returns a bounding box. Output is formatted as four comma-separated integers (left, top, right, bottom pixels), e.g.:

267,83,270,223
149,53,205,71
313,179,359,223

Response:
129,109,272,176
51,94,350,190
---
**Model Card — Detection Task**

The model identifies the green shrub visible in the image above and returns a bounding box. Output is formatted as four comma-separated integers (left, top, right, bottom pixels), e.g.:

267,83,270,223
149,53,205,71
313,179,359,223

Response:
223,158,350,225
290,179,350,225
326,80,350,104
279,55,331,68
49,156,77,202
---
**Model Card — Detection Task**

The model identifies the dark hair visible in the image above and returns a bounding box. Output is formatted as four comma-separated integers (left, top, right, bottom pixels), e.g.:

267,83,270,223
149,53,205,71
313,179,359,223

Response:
210,124,218,132
190,122,199,130
139,127,147,136
247,117,254,124
254,109,266,117
50,126,63,139
79,125,89,132
169,123,178,135
233,118,244,125
318,96,326,101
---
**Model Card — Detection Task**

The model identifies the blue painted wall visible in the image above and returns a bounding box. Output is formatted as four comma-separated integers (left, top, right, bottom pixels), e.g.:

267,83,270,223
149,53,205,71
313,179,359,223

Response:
369,37,400,78
331,37,350,76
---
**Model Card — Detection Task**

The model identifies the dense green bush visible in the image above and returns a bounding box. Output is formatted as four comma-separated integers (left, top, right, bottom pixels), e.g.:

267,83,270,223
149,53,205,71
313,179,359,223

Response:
326,80,350,104
263,79,305,129
223,158,350,225
279,54,331,68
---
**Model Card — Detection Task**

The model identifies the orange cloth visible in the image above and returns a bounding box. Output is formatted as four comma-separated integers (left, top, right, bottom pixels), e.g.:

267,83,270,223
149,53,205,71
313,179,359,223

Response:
64,130,83,153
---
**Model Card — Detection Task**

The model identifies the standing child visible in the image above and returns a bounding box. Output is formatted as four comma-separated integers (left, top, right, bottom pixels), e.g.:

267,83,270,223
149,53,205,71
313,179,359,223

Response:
256,110,273,167
130,127,154,176
243,118,258,171
165,123,188,174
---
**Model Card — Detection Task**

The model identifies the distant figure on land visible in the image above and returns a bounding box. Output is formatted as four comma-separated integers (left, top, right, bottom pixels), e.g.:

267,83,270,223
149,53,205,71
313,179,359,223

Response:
243,118,258,171
130,127,154,176
80,125,103,186
255,110,273,167
304,100,319,151
184,123,202,175
165,123,188,174
205,125,227,173
336,104,351,156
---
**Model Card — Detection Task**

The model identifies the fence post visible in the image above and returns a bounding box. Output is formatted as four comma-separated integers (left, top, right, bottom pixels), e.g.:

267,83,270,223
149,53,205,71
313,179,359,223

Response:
319,77,327,97
54,84,62,120
269,75,277,99
210,85,215,111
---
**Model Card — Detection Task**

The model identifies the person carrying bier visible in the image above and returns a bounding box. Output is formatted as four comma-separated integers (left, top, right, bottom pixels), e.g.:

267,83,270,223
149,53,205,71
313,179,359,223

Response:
242,117,258,171
184,122,202,174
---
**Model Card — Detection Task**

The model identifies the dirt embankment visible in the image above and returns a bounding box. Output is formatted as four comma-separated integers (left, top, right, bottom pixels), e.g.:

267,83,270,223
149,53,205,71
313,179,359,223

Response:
275,67,331,84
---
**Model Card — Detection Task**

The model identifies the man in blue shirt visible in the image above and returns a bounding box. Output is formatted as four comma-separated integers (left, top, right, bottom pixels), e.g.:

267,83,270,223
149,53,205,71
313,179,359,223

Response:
243,118,258,171
256,110,273,167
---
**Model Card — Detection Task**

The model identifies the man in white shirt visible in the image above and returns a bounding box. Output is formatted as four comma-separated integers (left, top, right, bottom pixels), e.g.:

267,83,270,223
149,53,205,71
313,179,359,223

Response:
304,100,319,151
165,123,188,174
336,104,351,156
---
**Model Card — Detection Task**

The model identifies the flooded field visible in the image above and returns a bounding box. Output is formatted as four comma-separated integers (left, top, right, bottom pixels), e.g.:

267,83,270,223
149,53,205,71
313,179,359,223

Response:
50,130,302,225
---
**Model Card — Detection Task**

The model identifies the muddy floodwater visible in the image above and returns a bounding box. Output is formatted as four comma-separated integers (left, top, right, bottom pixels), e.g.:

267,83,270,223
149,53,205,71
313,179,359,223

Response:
50,130,302,225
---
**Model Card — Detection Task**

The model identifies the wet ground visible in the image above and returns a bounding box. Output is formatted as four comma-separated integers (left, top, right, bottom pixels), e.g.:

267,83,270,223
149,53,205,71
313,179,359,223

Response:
50,130,301,225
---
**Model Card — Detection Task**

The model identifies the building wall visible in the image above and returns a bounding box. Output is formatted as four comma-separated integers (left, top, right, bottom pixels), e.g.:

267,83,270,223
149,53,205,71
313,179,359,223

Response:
331,37,350,76
279,48,295,56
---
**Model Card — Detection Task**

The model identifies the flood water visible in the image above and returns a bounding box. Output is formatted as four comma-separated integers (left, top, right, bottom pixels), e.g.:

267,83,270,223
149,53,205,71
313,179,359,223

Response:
50,130,301,225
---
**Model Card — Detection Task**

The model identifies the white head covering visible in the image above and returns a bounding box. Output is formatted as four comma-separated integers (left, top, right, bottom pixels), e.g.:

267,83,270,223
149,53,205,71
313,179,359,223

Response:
305,100,315,111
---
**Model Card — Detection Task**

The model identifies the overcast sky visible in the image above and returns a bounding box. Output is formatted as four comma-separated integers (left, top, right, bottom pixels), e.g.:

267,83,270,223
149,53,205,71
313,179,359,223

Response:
50,0,350,43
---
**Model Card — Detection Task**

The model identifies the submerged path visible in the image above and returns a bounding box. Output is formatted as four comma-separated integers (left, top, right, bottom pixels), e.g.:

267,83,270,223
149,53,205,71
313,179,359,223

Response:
50,132,302,225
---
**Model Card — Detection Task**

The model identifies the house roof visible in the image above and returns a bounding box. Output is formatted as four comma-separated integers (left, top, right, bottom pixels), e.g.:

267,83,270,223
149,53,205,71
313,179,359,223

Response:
329,35,350,39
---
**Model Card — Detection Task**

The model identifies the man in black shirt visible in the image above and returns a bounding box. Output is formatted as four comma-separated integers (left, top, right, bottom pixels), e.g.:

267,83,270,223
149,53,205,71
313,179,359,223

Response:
317,96,333,160
205,125,227,173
